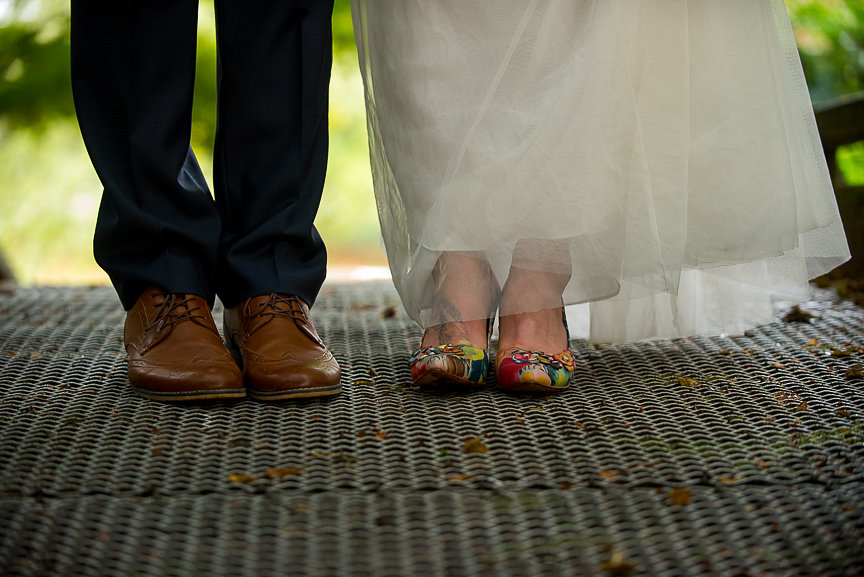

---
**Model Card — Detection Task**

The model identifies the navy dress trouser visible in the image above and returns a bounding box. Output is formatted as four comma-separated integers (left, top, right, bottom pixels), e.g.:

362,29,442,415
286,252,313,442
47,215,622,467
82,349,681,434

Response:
71,0,334,310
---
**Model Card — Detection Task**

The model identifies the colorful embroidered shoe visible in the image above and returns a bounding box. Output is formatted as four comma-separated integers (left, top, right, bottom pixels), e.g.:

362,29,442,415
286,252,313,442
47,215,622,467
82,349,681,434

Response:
409,318,494,389
495,309,575,393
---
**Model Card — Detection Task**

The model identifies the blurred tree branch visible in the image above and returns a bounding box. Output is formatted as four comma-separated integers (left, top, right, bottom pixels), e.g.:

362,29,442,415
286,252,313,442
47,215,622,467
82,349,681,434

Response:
0,3,72,130
789,0,864,102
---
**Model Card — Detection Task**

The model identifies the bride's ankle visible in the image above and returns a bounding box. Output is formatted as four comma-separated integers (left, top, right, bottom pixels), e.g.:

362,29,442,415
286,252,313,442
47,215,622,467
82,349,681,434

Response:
497,308,567,354
421,319,490,349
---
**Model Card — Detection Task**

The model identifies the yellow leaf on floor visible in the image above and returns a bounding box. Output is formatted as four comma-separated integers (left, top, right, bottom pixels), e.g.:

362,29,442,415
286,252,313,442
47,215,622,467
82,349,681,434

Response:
264,467,305,478
228,474,257,484
668,487,691,506
462,438,489,454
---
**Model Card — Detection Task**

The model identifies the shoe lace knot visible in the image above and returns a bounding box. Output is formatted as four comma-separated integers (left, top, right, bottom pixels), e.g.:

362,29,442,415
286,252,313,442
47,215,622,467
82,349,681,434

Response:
240,294,311,339
147,292,209,333
253,294,308,321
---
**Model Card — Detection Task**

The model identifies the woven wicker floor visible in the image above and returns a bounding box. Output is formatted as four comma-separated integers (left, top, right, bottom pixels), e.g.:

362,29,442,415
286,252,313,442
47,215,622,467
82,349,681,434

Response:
1,282,862,576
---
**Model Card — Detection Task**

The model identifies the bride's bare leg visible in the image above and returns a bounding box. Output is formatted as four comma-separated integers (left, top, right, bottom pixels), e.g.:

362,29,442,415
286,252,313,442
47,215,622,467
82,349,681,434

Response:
421,252,498,348
498,266,570,353
498,238,571,353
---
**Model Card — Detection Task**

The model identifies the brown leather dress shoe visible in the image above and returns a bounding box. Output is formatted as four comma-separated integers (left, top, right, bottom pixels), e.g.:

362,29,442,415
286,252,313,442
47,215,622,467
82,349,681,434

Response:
124,287,246,401
223,293,341,400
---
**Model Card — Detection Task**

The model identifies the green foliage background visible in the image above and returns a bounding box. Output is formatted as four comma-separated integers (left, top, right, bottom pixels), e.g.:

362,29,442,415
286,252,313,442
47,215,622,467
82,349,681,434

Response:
0,0,862,285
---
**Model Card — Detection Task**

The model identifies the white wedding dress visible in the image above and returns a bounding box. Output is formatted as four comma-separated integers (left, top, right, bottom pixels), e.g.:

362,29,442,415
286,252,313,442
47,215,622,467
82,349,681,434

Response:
351,0,850,343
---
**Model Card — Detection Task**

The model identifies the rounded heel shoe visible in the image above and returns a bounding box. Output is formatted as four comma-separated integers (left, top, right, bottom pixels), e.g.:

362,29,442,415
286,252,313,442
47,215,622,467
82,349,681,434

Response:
409,318,494,389
495,309,575,393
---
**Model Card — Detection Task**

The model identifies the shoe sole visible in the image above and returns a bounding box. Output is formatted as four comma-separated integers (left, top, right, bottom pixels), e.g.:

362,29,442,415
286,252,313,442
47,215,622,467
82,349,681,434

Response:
413,369,486,390
225,340,342,400
132,387,247,402
247,384,342,400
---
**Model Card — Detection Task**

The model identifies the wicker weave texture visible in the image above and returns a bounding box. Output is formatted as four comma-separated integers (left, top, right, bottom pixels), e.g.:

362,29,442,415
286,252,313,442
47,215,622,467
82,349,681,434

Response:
1,284,862,576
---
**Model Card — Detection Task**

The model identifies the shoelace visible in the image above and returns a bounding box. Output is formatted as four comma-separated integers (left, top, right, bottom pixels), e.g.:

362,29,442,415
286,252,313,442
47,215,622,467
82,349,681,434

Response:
242,294,310,339
146,293,209,333
253,294,308,320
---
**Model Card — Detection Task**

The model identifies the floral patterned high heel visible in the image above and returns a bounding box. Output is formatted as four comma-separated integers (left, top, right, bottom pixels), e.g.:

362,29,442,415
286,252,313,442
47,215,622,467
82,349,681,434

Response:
409,318,495,388
495,309,575,393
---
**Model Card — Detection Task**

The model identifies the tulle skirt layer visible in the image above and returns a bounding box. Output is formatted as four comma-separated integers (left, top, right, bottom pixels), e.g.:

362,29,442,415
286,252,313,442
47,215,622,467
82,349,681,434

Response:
351,0,850,343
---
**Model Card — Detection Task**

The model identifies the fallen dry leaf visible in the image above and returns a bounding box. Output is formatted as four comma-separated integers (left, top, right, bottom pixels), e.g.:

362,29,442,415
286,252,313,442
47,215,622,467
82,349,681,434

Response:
264,467,305,479
599,470,617,480
380,306,397,318
845,364,864,379
229,474,257,484
794,401,808,412
784,305,816,323
601,549,638,576
462,438,489,454
716,476,740,485
668,487,691,506
836,409,853,418
353,379,375,386
447,474,477,482
375,431,388,439
677,376,699,388
333,452,357,464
